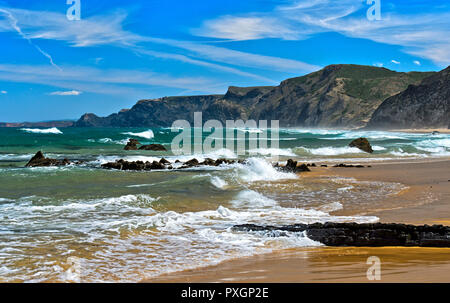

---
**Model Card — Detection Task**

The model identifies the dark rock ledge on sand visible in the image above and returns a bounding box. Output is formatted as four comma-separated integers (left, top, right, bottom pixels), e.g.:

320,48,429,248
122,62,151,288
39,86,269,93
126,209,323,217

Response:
25,151,71,167
232,223,450,247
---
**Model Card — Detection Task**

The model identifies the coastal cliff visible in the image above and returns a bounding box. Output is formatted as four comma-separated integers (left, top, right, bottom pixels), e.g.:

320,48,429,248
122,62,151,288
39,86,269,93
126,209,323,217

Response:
74,64,434,128
367,66,450,129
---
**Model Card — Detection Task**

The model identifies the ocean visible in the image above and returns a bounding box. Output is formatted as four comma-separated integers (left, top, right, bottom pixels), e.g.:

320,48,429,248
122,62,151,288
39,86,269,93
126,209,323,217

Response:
0,127,449,282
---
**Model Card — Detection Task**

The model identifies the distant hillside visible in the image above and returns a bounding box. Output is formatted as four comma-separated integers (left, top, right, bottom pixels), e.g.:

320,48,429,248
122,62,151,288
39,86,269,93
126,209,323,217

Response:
0,120,74,128
367,66,450,129
73,64,435,128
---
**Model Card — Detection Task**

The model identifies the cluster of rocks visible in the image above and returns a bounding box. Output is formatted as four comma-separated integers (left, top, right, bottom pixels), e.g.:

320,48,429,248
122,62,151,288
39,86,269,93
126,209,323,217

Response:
101,157,245,171
275,159,311,173
232,222,450,247
124,139,167,151
25,151,72,167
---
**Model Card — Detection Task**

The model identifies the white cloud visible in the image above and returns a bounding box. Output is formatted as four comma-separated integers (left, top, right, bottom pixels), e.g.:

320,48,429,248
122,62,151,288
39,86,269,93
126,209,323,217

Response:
193,0,450,66
49,90,82,96
0,64,225,96
193,16,301,41
0,6,318,77
391,60,400,64
0,90,7,94
413,60,421,66
373,63,384,67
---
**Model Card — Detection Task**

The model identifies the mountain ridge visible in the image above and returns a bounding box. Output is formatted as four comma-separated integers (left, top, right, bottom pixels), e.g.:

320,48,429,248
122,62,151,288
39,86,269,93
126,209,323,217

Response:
74,64,437,129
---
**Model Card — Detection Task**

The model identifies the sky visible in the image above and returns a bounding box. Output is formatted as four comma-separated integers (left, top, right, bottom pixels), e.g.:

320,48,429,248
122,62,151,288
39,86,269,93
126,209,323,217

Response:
0,0,449,122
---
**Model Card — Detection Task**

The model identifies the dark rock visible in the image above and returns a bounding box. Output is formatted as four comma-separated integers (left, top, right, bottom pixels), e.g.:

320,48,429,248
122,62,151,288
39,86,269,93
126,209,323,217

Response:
124,139,140,150
349,137,373,153
232,223,450,247
200,158,215,166
139,144,167,151
333,163,366,168
149,161,164,170
321,164,328,167
159,158,171,165
279,159,311,173
184,158,199,167
25,151,71,167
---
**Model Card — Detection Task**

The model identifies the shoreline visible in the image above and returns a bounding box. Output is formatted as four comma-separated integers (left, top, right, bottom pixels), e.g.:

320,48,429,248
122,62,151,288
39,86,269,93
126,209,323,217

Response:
145,157,450,283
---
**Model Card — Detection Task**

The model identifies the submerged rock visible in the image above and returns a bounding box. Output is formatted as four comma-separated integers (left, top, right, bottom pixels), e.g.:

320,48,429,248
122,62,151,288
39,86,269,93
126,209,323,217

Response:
25,151,71,167
139,144,167,151
232,223,450,247
349,137,373,153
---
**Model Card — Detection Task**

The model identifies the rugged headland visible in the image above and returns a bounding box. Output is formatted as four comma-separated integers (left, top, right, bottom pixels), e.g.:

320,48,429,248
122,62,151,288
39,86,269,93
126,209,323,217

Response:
74,64,444,129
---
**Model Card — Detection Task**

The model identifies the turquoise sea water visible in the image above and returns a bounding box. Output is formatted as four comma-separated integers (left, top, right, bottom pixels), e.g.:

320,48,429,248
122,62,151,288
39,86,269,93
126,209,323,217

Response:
0,127,449,282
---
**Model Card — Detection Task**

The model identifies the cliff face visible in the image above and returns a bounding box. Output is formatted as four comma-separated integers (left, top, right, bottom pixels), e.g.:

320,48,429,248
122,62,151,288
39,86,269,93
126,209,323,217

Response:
74,64,434,128
367,66,450,129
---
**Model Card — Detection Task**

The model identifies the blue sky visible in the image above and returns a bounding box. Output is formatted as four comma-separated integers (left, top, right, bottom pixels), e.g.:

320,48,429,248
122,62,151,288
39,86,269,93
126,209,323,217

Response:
0,0,449,122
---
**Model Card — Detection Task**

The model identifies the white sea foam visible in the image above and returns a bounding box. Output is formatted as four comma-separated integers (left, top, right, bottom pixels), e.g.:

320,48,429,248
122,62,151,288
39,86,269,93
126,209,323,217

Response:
280,128,344,135
248,147,295,157
236,158,297,182
390,148,425,157
296,146,364,156
0,154,34,161
230,190,278,208
20,127,62,134
121,130,154,139
211,176,228,189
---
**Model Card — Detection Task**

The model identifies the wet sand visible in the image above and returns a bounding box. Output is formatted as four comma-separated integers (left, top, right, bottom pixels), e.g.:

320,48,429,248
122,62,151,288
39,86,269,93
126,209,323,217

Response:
145,158,450,283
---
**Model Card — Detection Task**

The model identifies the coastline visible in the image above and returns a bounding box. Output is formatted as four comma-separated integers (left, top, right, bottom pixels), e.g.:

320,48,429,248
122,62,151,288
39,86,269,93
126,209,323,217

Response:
145,157,450,283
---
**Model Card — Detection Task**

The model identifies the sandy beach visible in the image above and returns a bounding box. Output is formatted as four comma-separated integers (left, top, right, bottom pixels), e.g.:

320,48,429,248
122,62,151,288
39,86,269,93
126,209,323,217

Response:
146,158,450,283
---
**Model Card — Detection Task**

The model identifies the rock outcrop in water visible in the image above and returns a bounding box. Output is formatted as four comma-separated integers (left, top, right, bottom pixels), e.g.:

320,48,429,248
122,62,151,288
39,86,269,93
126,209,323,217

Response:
232,223,450,247
124,139,140,150
25,151,71,167
74,65,434,129
367,66,450,129
277,159,311,173
138,144,167,151
101,157,244,171
123,139,167,151
349,137,373,153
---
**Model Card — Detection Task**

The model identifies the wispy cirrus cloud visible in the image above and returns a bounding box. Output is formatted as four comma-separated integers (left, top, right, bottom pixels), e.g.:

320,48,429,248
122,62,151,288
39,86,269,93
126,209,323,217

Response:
0,63,225,96
49,90,82,96
193,0,450,66
0,8,61,70
0,5,318,78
